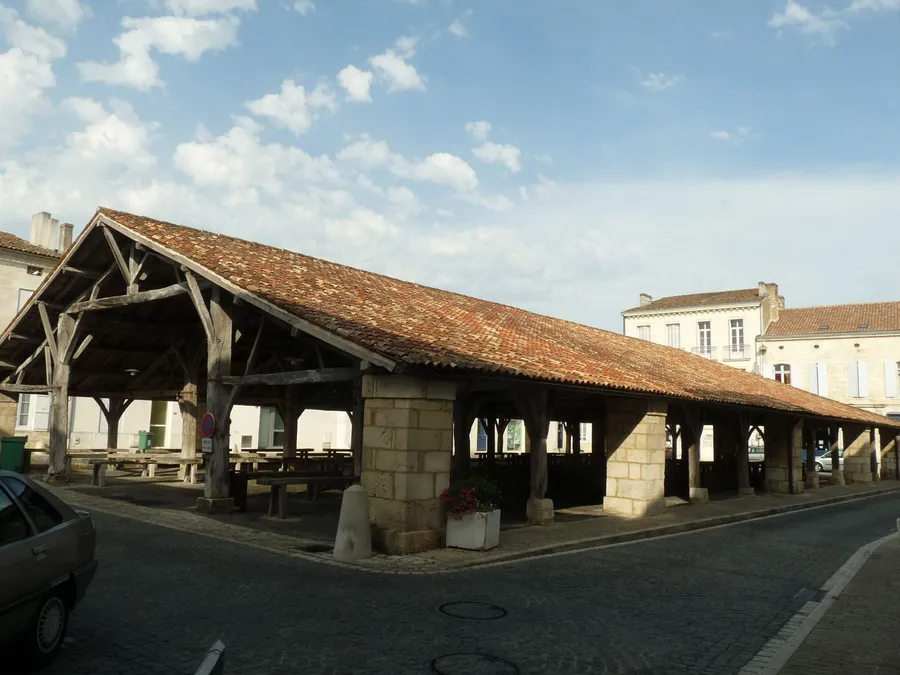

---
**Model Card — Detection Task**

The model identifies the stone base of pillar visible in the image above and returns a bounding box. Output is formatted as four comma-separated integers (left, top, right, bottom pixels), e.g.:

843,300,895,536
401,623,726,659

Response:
844,470,873,484
604,495,666,516
804,473,819,489
43,472,69,485
739,487,755,496
689,487,709,504
831,469,845,486
376,528,439,555
526,498,555,525
881,468,898,480
196,497,234,514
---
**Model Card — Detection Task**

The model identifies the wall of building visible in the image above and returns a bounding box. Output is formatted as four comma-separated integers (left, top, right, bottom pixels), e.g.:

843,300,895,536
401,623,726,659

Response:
623,304,763,373
0,249,57,331
759,333,900,417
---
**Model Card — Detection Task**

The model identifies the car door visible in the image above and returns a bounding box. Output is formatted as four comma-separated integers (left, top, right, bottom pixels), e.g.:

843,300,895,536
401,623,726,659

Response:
0,483,41,648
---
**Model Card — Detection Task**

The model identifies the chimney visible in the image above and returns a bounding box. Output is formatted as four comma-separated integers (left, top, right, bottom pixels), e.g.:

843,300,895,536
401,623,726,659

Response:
59,223,74,251
639,293,653,307
29,212,60,250
758,281,781,330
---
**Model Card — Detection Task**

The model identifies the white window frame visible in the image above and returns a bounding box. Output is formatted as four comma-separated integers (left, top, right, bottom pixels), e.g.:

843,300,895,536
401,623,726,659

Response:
729,319,744,357
579,423,588,442
16,288,34,312
697,321,712,356
848,361,869,398
666,323,681,349
638,325,651,341
774,363,791,385
15,393,50,431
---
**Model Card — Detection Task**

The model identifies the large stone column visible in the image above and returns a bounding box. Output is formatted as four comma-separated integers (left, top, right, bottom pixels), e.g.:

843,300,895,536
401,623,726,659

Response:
804,425,819,490
871,429,881,482
515,389,553,526
603,397,667,517
361,375,455,554
830,425,845,486
764,418,803,494
843,424,872,484
881,431,898,480
681,421,706,504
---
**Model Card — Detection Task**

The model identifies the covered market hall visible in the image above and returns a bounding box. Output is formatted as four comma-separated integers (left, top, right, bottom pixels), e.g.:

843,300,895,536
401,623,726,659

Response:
0,207,897,554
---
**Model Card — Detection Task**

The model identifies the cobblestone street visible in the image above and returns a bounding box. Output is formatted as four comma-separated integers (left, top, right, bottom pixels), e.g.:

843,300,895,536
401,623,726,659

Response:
43,492,900,675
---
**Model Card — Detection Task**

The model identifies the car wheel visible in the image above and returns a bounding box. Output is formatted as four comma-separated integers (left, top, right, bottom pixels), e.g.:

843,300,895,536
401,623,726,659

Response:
23,591,69,671
816,462,824,472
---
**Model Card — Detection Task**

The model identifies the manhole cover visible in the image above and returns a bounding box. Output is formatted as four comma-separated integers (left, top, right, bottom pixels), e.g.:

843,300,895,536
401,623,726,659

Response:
431,653,519,675
295,543,332,553
438,602,507,620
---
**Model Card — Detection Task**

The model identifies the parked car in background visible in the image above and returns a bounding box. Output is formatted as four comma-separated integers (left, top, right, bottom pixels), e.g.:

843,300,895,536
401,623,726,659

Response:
800,448,837,472
0,470,97,671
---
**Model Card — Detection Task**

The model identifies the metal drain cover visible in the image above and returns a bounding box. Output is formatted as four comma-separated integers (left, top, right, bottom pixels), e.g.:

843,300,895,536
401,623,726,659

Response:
431,653,519,675
438,602,507,620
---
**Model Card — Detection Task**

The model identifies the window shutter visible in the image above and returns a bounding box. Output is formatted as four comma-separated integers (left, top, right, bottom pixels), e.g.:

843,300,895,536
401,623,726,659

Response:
858,361,869,397
848,362,859,398
763,364,775,379
791,364,804,389
808,363,819,395
885,361,898,398
33,394,50,431
817,363,829,397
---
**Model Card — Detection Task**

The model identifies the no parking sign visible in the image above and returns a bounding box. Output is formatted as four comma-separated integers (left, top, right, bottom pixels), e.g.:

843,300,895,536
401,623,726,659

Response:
201,412,215,453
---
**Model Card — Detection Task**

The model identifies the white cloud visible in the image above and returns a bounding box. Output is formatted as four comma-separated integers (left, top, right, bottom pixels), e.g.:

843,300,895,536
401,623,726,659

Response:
245,80,336,135
292,0,315,14
0,6,67,149
640,72,685,92
369,36,424,92
710,30,732,39
337,65,373,102
164,0,257,16
465,121,492,142
519,175,560,202
77,15,242,89
534,154,552,165
25,0,88,31
63,97,158,169
413,153,478,192
174,116,339,192
386,185,423,216
449,9,472,37
709,127,751,143
769,1,846,44
472,141,522,173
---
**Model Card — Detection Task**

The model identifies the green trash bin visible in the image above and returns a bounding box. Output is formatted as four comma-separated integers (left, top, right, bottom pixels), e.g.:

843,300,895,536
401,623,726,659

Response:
0,436,28,473
137,430,152,452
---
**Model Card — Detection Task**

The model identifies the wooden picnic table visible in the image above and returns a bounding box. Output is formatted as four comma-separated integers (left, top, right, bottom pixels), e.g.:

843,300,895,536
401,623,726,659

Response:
256,474,361,519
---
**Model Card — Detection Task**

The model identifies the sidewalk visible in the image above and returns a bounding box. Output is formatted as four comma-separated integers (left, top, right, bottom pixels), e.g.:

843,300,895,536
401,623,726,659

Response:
778,535,900,675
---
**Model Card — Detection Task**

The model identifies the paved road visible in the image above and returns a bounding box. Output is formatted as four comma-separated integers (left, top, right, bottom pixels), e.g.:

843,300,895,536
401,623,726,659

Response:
40,493,900,675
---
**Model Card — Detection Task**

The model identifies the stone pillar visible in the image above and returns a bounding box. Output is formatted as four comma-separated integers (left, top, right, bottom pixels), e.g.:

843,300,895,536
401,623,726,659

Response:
452,395,475,480
843,424,872,484
591,414,608,501
882,432,898,480
682,422,706,504
871,429,881,482
516,390,552,525
736,421,753,496
361,375,455,554
764,419,803,494
804,425,819,490
830,425,845,486
603,397,667,517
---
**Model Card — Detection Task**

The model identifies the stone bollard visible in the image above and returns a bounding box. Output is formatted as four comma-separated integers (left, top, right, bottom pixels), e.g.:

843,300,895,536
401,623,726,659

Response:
333,485,372,562
896,518,900,534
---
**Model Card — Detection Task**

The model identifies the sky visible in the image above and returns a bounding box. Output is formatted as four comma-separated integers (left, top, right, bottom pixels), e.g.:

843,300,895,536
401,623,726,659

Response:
1,0,899,331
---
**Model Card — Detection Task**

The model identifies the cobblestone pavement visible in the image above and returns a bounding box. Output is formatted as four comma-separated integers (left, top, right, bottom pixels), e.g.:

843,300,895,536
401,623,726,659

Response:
778,535,900,675
39,492,900,675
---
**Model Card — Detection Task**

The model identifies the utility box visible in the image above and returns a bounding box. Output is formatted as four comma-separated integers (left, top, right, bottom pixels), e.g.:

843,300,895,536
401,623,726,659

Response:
0,436,28,472
137,431,152,452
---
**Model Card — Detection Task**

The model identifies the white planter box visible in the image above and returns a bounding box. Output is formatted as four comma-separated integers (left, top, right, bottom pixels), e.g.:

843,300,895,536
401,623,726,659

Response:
445,509,501,550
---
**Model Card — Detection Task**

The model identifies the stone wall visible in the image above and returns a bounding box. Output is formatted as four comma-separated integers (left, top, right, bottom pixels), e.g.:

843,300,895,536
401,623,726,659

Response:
0,393,16,437
764,419,804,494
843,424,873,483
603,397,667,517
880,432,898,480
360,375,455,555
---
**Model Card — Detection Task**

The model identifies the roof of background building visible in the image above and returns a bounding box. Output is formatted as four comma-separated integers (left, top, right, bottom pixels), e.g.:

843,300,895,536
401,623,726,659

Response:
92,208,895,428
0,231,62,260
624,288,762,314
765,302,900,337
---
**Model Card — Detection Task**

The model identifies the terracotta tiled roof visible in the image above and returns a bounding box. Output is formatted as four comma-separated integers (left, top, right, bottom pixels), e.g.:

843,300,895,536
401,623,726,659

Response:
765,303,900,337
0,231,61,259
96,208,897,428
625,288,761,313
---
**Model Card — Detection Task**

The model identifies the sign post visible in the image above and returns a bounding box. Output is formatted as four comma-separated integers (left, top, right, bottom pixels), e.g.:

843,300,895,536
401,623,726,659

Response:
201,412,215,454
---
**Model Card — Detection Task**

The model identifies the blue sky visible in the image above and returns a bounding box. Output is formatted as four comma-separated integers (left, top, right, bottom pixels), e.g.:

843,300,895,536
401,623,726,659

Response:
1,0,899,330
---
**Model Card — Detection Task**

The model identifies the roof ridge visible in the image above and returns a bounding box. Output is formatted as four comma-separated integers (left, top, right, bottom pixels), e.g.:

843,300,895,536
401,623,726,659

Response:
779,300,900,312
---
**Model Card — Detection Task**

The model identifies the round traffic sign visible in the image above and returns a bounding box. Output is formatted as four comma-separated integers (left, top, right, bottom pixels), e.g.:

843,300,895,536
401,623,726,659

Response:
200,412,215,439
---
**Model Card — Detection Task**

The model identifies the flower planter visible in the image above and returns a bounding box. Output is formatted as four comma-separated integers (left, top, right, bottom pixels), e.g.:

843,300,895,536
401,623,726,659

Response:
445,509,501,551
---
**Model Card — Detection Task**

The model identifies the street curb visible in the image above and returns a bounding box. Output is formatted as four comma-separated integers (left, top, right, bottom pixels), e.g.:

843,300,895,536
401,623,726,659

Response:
447,484,900,570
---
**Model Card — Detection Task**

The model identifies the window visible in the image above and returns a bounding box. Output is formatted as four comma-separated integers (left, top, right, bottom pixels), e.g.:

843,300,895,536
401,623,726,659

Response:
26,266,42,276
0,488,30,546
16,288,33,311
579,423,588,442
17,394,30,427
808,363,829,396
638,325,651,341
666,323,681,348
697,321,712,356
774,363,791,385
1,478,63,533
729,319,744,356
15,394,49,431
240,435,253,449
477,422,488,452
848,361,870,398
556,423,564,450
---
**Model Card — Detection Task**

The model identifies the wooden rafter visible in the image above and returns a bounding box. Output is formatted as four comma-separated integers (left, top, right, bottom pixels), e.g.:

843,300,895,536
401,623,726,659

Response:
66,282,191,314
102,226,131,282
219,366,353,387
37,302,58,362
184,269,214,342
226,318,265,413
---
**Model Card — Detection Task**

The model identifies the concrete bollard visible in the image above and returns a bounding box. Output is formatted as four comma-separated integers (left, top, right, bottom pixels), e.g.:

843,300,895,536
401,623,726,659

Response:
333,485,372,562
896,518,900,533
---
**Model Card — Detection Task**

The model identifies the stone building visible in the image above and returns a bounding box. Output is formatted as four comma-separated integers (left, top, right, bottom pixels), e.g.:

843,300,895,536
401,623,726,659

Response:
1,207,895,553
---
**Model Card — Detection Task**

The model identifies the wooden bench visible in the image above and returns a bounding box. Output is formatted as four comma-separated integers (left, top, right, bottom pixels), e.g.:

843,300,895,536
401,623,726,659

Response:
257,475,361,519
86,456,202,486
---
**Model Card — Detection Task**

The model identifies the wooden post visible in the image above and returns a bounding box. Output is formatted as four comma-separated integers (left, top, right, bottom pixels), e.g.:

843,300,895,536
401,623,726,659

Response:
282,389,300,468
681,406,707,504
178,375,199,478
95,397,132,451
572,421,581,455
482,417,496,466
736,413,753,495
452,395,475,480
46,313,74,483
496,418,510,457
350,376,364,476
514,389,553,524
